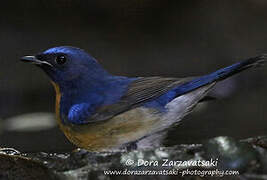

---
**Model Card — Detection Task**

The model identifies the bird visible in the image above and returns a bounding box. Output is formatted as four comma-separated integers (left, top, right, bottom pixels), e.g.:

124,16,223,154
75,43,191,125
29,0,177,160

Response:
21,46,266,152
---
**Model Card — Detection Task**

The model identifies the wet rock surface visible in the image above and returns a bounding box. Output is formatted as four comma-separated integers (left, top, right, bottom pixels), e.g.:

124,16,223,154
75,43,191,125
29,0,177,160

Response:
1,136,267,180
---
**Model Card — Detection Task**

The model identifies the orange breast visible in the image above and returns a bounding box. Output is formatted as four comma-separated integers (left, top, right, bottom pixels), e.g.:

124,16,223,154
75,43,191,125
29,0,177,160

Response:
51,81,162,151
51,82,62,126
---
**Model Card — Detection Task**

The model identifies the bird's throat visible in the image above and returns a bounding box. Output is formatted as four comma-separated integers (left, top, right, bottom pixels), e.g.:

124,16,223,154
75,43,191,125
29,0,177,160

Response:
51,81,63,126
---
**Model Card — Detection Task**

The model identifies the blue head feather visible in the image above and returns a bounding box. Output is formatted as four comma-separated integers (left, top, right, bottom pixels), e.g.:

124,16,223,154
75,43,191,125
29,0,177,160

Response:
38,46,109,83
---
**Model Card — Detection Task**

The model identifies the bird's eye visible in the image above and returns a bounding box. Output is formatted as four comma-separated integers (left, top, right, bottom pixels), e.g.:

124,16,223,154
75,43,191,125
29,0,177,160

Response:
55,55,67,65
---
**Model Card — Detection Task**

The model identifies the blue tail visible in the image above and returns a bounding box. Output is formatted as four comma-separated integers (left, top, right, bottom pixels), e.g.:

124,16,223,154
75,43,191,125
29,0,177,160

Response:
174,54,267,96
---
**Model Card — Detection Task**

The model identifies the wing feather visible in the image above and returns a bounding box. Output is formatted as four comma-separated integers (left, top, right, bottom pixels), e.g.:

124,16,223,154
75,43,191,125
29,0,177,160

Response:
88,76,196,122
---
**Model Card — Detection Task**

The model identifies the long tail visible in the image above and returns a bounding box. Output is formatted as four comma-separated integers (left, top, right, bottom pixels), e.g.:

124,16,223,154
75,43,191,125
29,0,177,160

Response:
174,54,267,95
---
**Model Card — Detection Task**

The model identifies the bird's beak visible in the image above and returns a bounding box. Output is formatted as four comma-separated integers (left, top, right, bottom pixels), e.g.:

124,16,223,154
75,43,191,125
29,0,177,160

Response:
20,56,53,67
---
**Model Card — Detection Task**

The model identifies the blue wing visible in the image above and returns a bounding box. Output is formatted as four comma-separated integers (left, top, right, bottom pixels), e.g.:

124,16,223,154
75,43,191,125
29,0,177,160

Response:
144,54,267,110
71,54,266,124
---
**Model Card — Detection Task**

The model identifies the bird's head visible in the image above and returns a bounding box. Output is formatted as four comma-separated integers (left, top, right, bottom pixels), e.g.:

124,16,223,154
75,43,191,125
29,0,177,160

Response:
21,46,110,87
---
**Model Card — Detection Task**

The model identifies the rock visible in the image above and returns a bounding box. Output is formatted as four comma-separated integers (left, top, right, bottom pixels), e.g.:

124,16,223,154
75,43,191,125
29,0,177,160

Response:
203,136,259,173
0,148,57,180
0,136,267,180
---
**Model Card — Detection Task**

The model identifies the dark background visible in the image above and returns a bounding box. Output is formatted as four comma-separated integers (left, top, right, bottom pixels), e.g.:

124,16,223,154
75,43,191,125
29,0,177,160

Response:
0,0,266,152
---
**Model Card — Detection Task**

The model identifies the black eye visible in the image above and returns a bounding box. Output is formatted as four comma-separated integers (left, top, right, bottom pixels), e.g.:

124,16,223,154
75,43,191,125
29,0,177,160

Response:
55,55,67,65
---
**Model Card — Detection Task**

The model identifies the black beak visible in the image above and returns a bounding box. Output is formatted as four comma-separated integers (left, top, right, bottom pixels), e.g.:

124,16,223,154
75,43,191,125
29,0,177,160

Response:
21,56,39,63
21,56,53,67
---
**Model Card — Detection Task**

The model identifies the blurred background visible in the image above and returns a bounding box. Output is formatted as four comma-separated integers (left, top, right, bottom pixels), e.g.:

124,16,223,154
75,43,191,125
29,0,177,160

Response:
0,0,266,152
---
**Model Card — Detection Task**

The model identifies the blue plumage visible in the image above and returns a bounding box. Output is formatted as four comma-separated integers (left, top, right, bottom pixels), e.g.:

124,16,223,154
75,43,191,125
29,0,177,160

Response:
59,75,136,124
21,46,266,151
